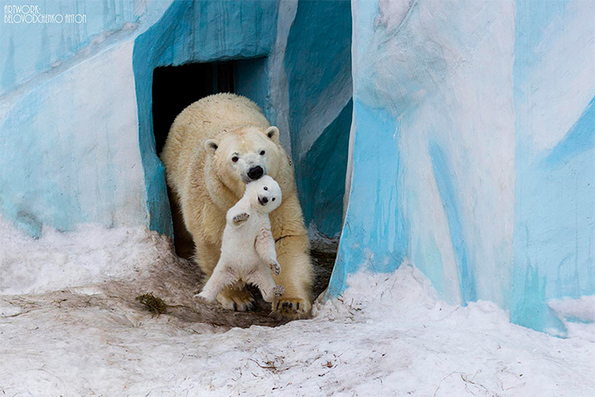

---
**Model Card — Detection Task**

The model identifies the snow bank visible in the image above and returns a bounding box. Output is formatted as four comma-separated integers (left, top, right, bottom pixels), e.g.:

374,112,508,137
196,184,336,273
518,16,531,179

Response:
1,256,593,396
0,214,170,295
549,295,595,342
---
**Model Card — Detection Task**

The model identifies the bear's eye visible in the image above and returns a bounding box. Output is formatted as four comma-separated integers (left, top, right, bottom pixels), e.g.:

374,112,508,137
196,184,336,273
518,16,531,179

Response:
272,198,275,201
263,186,268,191
260,150,265,156
232,156,239,163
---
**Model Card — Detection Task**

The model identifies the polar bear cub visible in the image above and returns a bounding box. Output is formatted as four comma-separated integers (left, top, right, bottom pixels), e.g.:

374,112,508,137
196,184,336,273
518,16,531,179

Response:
197,175,285,304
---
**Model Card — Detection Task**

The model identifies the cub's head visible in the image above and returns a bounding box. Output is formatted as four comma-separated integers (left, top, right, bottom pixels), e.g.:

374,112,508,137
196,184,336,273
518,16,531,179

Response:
245,175,282,214
204,126,283,192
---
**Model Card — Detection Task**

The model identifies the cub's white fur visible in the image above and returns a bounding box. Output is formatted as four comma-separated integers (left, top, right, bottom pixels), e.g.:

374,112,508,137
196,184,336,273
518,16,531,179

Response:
197,176,285,304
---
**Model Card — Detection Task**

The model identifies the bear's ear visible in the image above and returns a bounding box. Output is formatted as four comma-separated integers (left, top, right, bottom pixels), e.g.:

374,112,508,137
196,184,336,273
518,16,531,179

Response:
265,126,279,143
204,139,218,154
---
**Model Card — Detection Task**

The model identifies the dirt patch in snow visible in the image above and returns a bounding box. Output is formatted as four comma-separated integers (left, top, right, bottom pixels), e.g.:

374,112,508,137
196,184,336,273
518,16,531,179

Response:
1,235,338,330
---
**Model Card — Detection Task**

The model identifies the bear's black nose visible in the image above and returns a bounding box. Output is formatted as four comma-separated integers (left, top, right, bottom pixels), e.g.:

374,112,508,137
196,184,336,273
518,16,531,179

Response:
247,166,264,180
261,196,268,204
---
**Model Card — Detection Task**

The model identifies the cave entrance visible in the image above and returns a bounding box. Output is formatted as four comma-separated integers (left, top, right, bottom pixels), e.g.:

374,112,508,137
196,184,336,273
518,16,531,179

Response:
133,0,351,317
152,62,234,156
151,58,270,258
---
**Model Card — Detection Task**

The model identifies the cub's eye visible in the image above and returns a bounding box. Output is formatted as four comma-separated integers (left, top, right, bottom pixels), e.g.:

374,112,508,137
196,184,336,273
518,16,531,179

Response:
260,150,266,156
232,156,239,163
272,198,275,201
263,186,268,191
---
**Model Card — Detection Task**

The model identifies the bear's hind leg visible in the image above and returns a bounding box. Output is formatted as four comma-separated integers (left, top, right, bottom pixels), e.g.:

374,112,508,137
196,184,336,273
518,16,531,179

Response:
193,241,220,277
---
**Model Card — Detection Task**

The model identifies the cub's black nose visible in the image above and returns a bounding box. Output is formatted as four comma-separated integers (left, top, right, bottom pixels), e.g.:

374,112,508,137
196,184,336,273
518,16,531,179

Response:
261,197,268,204
247,166,264,180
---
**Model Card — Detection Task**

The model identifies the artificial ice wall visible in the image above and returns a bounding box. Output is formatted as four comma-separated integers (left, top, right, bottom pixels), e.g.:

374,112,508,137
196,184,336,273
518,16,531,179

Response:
1,0,593,335
328,0,594,335
0,0,351,238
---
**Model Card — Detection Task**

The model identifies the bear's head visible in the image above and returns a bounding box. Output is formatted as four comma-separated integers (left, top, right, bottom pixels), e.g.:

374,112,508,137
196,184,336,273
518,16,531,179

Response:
204,126,284,196
245,175,282,214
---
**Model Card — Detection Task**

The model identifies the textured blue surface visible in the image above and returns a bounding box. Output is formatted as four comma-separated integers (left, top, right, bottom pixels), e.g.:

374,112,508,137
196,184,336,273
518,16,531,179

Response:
284,0,352,237
328,100,408,297
511,0,595,333
0,0,174,236
0,41,149,237
429,143,477,305
328,0,594,335
0,0,146,95
299,99,353,236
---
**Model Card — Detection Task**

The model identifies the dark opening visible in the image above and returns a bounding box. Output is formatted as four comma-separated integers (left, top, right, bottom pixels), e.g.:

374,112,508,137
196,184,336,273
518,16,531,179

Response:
152,61,236,259
152,62,235,155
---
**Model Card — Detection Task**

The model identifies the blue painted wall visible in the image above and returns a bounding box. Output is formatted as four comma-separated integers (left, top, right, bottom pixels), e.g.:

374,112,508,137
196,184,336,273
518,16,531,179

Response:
328,0,594,335
512,0,595,332
284,0,352,238
4,0,589,335
0,0,150,96
0,0,352,243
0,0,171,236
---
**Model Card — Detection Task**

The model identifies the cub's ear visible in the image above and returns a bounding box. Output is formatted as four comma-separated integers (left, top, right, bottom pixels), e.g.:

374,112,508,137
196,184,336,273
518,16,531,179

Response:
265,126,279,143
204,139,218,154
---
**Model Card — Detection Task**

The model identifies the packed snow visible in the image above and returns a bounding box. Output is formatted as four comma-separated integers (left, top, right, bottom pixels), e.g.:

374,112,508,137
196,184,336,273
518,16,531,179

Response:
0,220,594,396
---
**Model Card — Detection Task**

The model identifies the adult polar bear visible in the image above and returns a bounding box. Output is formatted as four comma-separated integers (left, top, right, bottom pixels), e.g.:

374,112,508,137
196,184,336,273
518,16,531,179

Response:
161,93,313,318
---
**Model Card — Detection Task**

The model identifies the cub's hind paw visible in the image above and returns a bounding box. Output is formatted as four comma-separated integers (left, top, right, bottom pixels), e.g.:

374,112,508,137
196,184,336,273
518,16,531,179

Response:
261,285,285,303
272,285,285,297
232,212,250,225
195,292,215,303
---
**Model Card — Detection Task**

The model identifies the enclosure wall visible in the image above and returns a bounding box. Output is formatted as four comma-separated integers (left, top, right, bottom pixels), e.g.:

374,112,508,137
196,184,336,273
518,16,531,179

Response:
328,0,594,335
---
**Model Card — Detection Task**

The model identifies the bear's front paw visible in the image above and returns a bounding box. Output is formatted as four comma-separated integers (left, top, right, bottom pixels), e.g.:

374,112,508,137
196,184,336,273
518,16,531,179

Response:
272,296,312,320
232,212,250,225
269,261,281,275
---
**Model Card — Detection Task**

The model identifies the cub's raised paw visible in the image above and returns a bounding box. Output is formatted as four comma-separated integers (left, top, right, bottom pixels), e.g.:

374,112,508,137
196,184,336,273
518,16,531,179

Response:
232,212,250,225
272,297,311,319
269,261,281,275
217,287,256,312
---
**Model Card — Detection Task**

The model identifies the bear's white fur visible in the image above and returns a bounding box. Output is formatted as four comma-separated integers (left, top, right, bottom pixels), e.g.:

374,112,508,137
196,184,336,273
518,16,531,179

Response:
161,93,313,318
197,176,285,304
